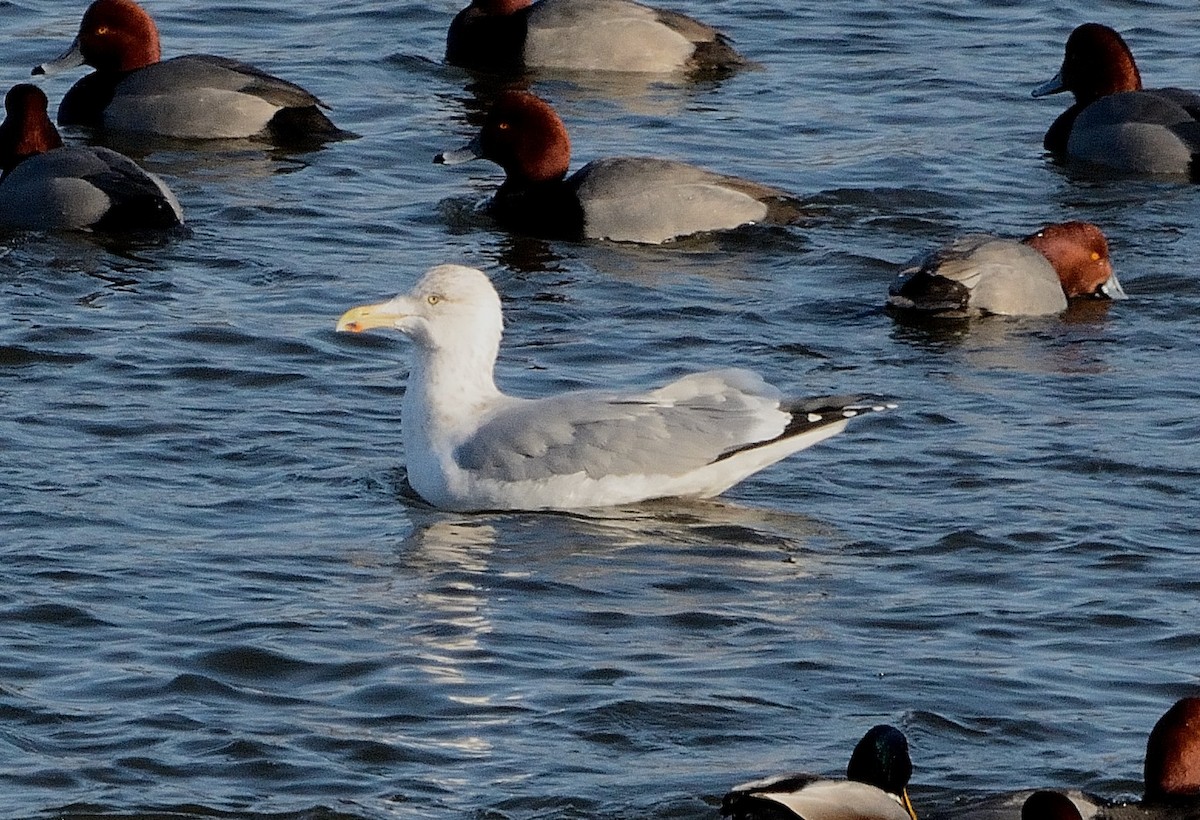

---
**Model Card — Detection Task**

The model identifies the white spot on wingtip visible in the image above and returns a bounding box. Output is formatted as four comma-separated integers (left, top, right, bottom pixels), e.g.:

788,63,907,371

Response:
842,409,858,418
807,413,823,422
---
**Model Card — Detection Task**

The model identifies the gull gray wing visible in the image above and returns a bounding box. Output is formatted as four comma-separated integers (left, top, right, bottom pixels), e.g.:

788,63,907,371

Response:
454,368,791,482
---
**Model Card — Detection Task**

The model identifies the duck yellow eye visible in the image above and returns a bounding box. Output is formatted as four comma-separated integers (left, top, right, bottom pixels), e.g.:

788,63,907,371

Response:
427,294,440,305
1090,251,1101,261
95,25,110,35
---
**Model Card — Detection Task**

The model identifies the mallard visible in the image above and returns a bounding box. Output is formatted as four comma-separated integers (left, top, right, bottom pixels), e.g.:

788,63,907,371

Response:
722,725,918,820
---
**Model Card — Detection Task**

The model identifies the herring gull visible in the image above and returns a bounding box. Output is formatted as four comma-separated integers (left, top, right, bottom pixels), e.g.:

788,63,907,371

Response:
336,265,893,512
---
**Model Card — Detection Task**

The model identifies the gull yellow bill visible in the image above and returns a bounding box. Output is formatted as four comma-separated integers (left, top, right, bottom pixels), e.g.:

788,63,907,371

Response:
336,300,405,333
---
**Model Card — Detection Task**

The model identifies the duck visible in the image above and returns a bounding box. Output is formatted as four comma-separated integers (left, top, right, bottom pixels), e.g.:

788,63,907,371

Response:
31,0,349,144
446,0,746,76
721,724,918,820
1006,698,1200,820
434,91,805,244
1032,23,1200,176
0,84,182,232
335,264,893,512
886,221,1125,317
1142,696,1200,803
1021,791,1087,820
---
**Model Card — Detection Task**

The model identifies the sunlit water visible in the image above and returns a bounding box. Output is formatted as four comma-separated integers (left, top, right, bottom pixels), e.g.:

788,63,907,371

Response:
3,0,1200,818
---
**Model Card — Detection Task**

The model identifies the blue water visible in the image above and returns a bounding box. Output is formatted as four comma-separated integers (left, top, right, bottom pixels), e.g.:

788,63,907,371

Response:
3,0,1200,818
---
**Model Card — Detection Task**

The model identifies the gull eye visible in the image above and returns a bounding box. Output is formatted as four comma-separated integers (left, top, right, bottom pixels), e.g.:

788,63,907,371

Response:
427,294,440,306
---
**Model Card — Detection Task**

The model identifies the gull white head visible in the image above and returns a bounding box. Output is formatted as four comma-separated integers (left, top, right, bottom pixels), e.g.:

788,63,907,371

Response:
336,264,504,358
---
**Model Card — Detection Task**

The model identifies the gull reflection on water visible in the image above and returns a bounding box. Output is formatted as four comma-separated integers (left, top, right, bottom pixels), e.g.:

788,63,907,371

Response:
398,494,836,566
348,496,842,784
399,518,499,687
392,495,839,671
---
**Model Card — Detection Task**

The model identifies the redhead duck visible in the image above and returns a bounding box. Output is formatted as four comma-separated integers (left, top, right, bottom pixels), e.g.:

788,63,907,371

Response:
887,222,1125,317
0,84,181,232
1143,696,1200,803
335,265,892,512
1032,23,1200,176
1015,698,1200,820
1021,791,1087,820
722,725,918,820
434,91,805,244
446,0,746,75
32,0,348,144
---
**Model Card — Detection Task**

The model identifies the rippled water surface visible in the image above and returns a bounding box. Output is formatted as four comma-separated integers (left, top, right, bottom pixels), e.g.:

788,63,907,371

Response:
3,0,1200,818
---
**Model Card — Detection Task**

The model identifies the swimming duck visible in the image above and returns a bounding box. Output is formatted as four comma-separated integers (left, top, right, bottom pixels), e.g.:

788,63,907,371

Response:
1143,696,1200,803
1010,697,1200,820
721,725,918,820
434,91,805,244
0,84,182,232
446,0,746,75
32,0,349,144
887,221,1125,317
1021,791,1087,820
1032,23,1200,176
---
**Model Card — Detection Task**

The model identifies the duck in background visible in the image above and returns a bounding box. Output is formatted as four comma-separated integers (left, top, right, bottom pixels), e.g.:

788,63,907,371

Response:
721,725,918,820
0,84,182,232
32,0,351,145
1032,23,1200,176
1021,791,1088,820
1001,697,1200,820
887,221,1124,317
1141,696,1200,807
434,91,806,244
446,0,747,77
